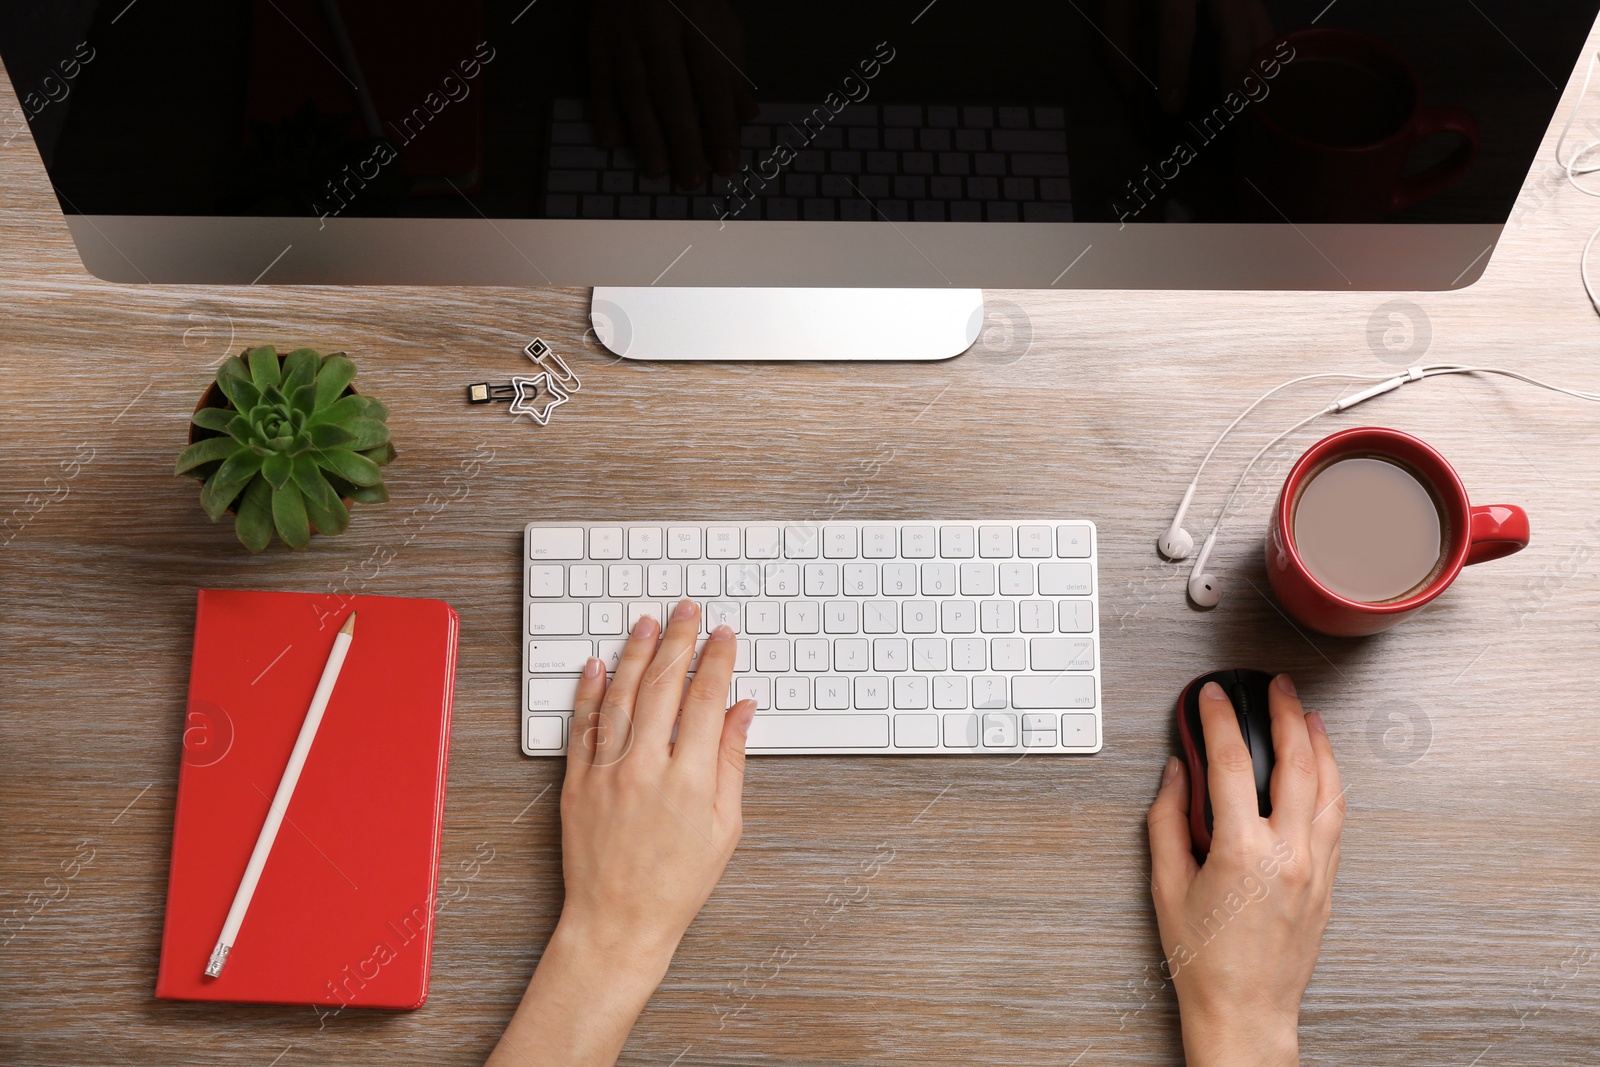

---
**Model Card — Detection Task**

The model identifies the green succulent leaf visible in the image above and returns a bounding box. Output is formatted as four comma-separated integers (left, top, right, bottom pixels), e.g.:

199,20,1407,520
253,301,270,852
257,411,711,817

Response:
346,483,389,504
308,422,356,448
218,354,250,385
323,473,356,498
359,442,397,465
294,455,350,535
200,453,264,519
290,381,318,418
314,448,383,487
190,407,235,433
307,393,365,427
175,437,241,475
272,481,310,549
342,417,390,449
355,396,389,420
261,451,293,490
215,369,261,412
247,345,281,388
234,477,274,553
281,348,319,395
315,354,357,408
227,414,252,440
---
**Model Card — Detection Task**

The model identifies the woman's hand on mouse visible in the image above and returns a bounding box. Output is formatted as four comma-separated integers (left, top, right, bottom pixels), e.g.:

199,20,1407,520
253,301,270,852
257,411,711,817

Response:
1146,674,1345,1067
486,599,756,1067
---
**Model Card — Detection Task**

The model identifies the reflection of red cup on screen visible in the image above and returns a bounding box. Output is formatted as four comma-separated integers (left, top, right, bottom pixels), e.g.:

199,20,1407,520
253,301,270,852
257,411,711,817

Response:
1239,29,1480,222
183,699,235,767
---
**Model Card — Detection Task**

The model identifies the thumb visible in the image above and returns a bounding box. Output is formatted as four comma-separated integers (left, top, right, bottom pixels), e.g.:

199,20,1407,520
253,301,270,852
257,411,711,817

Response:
1147,756,1199,906
713,700,756,830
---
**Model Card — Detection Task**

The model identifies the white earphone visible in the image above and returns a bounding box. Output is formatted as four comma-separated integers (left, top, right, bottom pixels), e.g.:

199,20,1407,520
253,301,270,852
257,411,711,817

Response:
1161,365,1600,608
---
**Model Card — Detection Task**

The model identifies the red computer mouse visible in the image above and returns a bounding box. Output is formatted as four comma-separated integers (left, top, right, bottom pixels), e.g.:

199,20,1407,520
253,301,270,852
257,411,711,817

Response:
1176,669,1276,859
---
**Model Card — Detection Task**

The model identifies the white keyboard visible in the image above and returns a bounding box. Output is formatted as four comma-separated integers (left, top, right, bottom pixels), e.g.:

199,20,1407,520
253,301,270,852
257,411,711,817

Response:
521,521,1101,756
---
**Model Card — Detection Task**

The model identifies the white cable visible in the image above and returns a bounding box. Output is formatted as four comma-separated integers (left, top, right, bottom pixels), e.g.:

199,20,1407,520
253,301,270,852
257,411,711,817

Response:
1555,51,1600,315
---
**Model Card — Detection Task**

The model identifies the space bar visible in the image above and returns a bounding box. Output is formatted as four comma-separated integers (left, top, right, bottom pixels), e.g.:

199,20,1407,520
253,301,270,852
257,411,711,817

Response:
746,714,890,749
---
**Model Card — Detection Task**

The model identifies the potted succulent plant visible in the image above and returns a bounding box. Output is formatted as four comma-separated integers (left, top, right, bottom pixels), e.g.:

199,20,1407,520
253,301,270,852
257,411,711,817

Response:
175,346,395,551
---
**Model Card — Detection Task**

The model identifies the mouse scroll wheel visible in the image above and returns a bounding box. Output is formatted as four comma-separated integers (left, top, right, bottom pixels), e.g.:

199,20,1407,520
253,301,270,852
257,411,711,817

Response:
1230,682,1251,717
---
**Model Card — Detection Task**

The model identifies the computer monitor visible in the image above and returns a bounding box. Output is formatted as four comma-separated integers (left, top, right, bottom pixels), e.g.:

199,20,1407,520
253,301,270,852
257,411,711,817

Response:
3,1,1596,359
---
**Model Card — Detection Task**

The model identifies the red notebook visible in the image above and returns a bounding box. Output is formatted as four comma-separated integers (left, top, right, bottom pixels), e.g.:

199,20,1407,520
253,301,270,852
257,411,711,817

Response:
156,590,459,1009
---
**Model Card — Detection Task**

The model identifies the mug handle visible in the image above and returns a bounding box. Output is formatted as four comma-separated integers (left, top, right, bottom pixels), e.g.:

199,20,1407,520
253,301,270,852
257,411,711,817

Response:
1390,105,1481,214
1464,504,1529,566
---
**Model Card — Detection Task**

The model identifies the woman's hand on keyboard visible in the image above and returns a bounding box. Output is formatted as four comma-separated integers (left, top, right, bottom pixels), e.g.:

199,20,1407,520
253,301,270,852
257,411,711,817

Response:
486,598,756,1067
1145,675,1345,1067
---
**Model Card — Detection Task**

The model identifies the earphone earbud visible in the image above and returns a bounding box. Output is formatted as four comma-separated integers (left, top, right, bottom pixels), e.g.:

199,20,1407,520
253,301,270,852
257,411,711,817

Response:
1157,482,1198,560
1186,531,1221,609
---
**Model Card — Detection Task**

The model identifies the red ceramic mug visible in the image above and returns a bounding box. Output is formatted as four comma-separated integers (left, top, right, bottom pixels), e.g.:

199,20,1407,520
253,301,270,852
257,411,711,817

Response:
1266,427,1529,637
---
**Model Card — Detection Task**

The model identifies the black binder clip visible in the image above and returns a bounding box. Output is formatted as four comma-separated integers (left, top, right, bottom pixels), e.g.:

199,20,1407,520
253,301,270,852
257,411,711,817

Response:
466,337,582,427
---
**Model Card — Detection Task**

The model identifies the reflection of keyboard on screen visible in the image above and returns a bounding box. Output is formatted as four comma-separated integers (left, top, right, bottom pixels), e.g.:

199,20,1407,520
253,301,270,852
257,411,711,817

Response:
542,99,1072,222
521,520,1101,756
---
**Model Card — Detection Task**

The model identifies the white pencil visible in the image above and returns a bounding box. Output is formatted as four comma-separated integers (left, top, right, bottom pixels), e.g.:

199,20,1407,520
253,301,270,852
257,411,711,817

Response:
205,612,356,978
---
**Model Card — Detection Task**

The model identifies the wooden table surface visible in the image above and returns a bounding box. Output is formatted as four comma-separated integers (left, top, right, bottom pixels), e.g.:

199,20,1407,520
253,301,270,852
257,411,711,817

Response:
3,54,1599,1067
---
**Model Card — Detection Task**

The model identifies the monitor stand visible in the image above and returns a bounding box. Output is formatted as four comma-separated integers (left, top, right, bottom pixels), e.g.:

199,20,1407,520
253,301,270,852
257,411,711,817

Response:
589,287,985,361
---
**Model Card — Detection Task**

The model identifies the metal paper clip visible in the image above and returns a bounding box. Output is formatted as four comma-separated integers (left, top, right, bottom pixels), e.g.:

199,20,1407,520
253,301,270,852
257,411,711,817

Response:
525,336,581,393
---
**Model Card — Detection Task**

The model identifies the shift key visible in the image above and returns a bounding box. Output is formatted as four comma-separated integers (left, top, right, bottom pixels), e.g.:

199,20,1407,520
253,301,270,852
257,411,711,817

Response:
1011,675,1096,708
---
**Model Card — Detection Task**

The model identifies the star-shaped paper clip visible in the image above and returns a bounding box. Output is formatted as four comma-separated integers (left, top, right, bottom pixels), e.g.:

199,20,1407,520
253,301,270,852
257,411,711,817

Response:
507,373,568,426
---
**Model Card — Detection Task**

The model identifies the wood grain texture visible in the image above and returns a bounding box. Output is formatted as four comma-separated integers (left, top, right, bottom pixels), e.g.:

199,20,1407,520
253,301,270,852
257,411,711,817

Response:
3,53,1600,1067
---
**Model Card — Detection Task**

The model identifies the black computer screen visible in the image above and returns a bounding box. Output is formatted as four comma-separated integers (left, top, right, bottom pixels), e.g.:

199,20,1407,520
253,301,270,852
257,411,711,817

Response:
2,1,1595,226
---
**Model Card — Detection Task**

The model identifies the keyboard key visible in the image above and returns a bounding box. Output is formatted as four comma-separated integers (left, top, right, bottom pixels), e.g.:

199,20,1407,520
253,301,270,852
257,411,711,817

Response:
1004,177,1036,200
756,638,792,671
949,201,982,222
940,525,976,558
979,525,1014,557
894,676,931,710
1020,602,1055,633
785,600,820,633
921,563,957,595
775,676,810,709
569,564,603,597
998,106,1031,129
668,526,704,558
951,637,985,670
855,676,890,709
529,603,584,635
824,526,859,558
686,564,721,596
962,105,994,128
1024,203,1074,222
608,564,643,598
628,527,663,559
934,675,968,709
882,562,917,595
992,129,1068,152
999,563,1033,595
747,714,888,749
784,526,820,558
525,715,565,750
991,637,1026,670
920,128,952,151
901,526,937,558
834,638,869,671
706,601,741,632
903,601,938,633
598,640,627,670
746,526,781,558
1023,726,1057,748
528,677,580,711
873,637,909,671
746,601,782,634
1039,562,1093,595
726,563,761,596
1056,523,1093,557
529,527,585,560
863,601,898,633
1060,713,1099,747
943,713,978,747
736,677,772,710
981,600,1017,633
1030,637,1095,671
973,677,1008,710
912,638,948,671
843,563,878,596
707,526,741,558
528,565,564,598
527,640,594,672
765,563,801,596
894,713,939,747
1013,154,1071,177
590,528,624,559
982,712,1017,747
913,200,945,221
815,676,850,708
942,600,978,634
824,601,860,633
960,563,995,595
627,602,664,631
804,563,839,596
1012,676,1096,709
1060,601,1095,632
588,602,625,635
1018,526,1052,556
795,638,830,670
